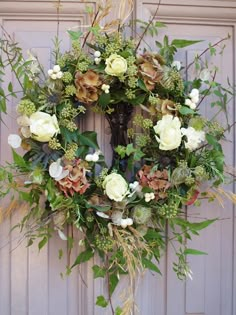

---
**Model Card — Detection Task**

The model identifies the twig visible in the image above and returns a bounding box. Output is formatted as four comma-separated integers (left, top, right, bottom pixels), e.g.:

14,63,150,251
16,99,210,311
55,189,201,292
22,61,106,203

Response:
196,69,216,109
82,9,100,48
135,0,162,52
106,255,115,315
186,35,230,71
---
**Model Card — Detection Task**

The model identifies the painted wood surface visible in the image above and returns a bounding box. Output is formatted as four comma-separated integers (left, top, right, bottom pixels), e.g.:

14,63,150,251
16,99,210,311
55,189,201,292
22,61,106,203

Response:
0,1,235,314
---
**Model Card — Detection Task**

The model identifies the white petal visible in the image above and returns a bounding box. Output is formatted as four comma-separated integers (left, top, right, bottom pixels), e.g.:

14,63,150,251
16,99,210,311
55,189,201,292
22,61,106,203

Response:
120,219,128,229
55,169,69,181
53,65,60,73
126,218,133,226
85,154,93,162
58,230,67,241
49,160,63,178
96,211,110,219
8,134,22,148
92,154,99,162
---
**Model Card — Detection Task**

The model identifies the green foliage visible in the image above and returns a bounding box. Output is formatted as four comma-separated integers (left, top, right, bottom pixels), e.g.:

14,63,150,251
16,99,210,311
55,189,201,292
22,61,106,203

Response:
96,295,108,308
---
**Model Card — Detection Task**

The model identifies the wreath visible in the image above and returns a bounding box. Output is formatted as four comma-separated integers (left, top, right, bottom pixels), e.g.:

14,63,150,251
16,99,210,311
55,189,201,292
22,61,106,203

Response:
0,1,234,313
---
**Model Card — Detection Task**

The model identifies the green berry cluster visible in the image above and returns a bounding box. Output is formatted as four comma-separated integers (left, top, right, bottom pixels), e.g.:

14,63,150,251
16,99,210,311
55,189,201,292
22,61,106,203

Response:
95,168,109,187
148,95,159,106
136,134,150,147
86,214,94,223
65,85,76,97
185,176,195,186
62,72,73,83
143,118,153,129
17,99,36,116
94,234,114,252
125,89,136,99
158,203,178,218
194,166,208,181
207,121,224,137
48,138,61,150
64,143,78,160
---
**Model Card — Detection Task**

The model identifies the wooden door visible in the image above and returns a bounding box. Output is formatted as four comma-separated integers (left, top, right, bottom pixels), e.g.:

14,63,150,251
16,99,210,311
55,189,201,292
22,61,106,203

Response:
0,1,235,314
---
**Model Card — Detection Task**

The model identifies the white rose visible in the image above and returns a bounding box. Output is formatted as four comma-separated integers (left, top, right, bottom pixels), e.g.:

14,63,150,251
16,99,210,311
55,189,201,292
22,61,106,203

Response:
8,134,22,148
105,54,127,76
153,114,182,151
29,112,60,142
102,173,129,201
181,127,205,151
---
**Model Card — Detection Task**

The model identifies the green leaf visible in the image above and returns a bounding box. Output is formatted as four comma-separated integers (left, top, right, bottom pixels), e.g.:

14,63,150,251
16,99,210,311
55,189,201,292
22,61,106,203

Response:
8,82,13,93
137,78,148,92
98,92,111,108
189,219,216,231
109,273,119,295
171,39,202,48
71,249,94,268
78,131,99,149
38,237,48,251
142,257,161,274
115,307,123,315
179,106,195,115
206,134,222,151
12,149,27,169
184,248,208,255
92,265,106,278
67,30,83,41
86,203,111,212
126,143,135,156
96,295,108,308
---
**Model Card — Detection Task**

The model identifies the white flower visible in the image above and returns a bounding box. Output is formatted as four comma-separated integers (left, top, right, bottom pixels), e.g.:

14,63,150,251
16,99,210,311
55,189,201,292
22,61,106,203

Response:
181,127,205,151
189,88,199,99
145,192,155,202
56,71,63,79
105,54,127,76
53,65,61,73
51,73,57,80
94,57,101,64
120,218,133,229
85,151,100,162
102,173,129,201
29,112,60,142
101,84,110,94
153,114,182,151
48,69,53,76
48,65,63,80
8,134,22,148
171,60,181,71
94,51,101,58
199,69,210,82
49,159,69,181
185,98,196,110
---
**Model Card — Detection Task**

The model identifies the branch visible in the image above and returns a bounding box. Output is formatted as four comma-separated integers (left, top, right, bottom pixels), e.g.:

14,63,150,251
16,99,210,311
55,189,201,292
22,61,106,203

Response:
186,35,230,71
135,0,162,52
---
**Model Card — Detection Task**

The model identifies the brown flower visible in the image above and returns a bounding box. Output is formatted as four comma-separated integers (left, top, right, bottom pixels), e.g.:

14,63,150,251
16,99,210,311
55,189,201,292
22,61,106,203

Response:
137,165,171,200
160,99,178,115
75,70,102,104
137,53,164,91
57,159,90,197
